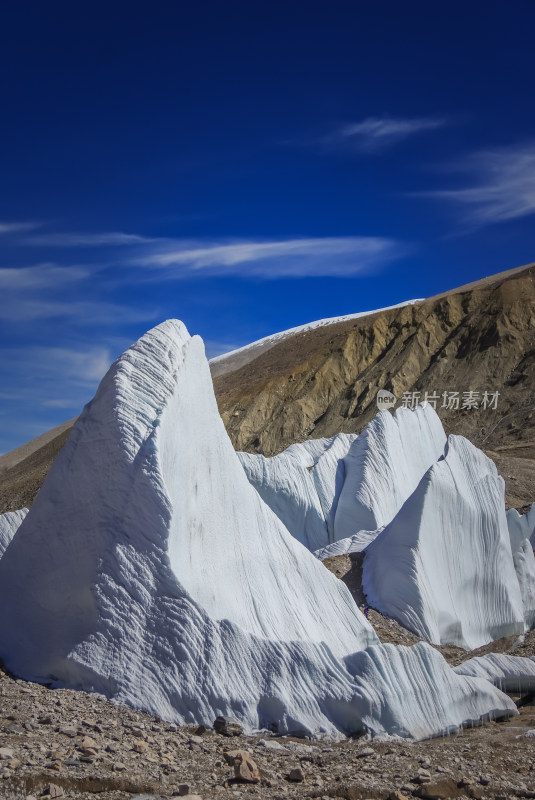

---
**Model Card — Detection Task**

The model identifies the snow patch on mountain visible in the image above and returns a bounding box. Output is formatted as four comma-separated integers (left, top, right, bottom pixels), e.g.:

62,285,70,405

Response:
210,299,423,377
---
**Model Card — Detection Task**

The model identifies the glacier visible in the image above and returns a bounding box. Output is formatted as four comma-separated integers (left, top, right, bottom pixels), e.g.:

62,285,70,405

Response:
508,503,535,547
241,403,533,650
314,529,380,560
351,643,516,740
363,436,526,649
0,320,379,736
0,508,28,557
507,503,535,629
454,653,535,693
332,404,446,540
238,434,356,551
507,516,535,630
239,404,446,552
317,506,535,639
0,320,517,739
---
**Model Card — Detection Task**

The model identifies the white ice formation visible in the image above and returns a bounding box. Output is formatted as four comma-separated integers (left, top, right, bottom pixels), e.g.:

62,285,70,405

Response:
0,320,378,736
363,436,526,649
351,643,516,740
0,508,28,557
507,503,535,546
314,529,380,560
238,434,357,552
239,404,446,552
454,653,535,693
332,404,446,540
241,404,534,650
0,320,517,739
506,507,535,630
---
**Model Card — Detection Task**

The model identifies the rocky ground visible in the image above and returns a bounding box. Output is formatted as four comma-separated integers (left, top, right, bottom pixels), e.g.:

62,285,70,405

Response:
0,649,534,800
362,607,535,667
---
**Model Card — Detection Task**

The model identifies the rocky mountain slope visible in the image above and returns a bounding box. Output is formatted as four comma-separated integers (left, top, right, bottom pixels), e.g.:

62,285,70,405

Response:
1,261,534,514
215,261,535,511
0,420,75,515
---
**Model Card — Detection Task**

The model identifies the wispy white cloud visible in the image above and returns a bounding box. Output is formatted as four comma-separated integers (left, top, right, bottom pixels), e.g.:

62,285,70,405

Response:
3,331,139,397
0,258,157,325
132,236,408,279
0,343,115,453
26,231,155,247
325,115,447,152
28,345,113,384
41,398,85,409
0,263,89,290
0,391,25,401
0,221,41,235
10,228,410,280
0,298,158,324
0,336,138,437
0,232,161,451
415,142,535,226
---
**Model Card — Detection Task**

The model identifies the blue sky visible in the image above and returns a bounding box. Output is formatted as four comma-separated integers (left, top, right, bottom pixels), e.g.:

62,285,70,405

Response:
1,1,535,453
